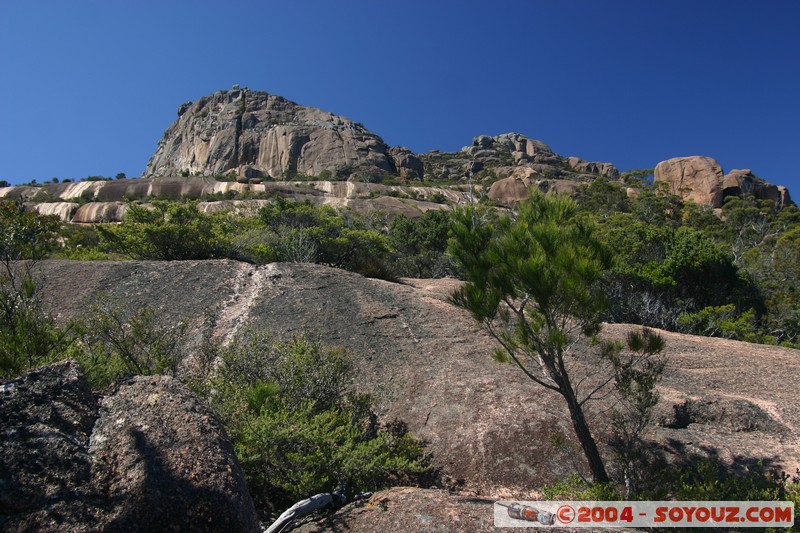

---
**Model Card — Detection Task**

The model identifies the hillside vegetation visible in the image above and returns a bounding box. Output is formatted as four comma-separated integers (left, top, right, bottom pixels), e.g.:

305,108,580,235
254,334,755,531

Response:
35,177,800,348
3,186,796,524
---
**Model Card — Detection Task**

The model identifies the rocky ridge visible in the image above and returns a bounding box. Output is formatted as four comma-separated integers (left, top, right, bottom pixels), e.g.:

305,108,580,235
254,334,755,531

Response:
2,88,794,215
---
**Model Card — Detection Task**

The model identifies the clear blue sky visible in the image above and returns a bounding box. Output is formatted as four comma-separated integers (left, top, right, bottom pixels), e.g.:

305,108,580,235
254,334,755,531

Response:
1,1,799,193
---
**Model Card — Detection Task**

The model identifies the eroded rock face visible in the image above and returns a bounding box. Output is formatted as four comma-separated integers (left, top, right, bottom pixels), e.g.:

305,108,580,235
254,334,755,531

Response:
566,156,620,179
21,178,467,222
654,156,725,208
388,146,425,180
144,87,394,180
0,361,260,532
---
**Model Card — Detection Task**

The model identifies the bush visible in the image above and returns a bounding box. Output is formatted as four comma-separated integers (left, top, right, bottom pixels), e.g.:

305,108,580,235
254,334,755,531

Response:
74,297,187,390
259,198,395,279
96,201,231,260
542,462,799,523
387,210,457,278
0,201,67,377
677,304,757,339
193,329,430,514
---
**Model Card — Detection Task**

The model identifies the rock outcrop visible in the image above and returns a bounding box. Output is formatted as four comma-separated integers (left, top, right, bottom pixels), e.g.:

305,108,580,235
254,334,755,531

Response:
144,87,396,180
487,176,579,206
29,260,800,497
4,177,465,223
723,168,793,206
388,146,425,180
420,133,619,184
655,157,793,208
654,156,726,208
0,361,260,532
566,156,620,179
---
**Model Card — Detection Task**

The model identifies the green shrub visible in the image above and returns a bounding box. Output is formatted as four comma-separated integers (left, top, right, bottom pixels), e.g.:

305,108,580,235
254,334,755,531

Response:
0,201,67,377
541,474,620,501
194,329,430,514
96,201,231,260
74,298,186,390
646,459,797,504
677,304,757,339
258,198,395,279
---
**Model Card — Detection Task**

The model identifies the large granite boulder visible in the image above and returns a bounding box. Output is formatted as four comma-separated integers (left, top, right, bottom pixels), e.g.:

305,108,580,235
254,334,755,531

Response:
487,177,533,205
0,361,100,530
654,156,725,207
487,177,579,206
0,361,261,532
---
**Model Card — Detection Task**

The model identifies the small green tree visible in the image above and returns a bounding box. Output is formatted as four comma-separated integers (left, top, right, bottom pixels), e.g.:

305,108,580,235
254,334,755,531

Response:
450,192,665,484
387,210,456,278
602,329,666,497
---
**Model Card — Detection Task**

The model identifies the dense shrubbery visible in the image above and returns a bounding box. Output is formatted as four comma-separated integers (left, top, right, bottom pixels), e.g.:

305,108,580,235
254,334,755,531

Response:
575,182,800,346
71,297,187,390
88,197,455,280
543,464,800,508
96,201,234,261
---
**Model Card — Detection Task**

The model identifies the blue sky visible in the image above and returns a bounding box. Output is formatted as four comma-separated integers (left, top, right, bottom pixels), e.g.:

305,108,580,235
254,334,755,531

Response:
1,1,798,193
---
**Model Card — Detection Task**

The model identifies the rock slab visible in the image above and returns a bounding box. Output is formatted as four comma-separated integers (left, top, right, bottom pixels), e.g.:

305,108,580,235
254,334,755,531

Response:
30,260,800,498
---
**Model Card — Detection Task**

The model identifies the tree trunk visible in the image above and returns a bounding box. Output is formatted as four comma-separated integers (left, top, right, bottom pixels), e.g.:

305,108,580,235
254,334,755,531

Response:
563,390,609,484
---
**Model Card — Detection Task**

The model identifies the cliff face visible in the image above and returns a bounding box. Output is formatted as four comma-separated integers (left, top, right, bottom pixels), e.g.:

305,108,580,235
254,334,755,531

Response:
144,87,402,180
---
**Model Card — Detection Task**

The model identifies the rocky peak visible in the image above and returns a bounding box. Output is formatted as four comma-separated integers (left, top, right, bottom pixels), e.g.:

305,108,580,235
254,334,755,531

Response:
145,86,401,181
